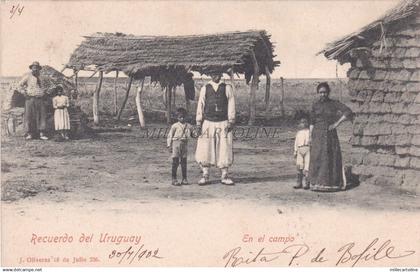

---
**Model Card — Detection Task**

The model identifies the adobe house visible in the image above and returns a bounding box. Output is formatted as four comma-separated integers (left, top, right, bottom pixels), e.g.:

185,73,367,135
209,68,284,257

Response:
320,0,420,193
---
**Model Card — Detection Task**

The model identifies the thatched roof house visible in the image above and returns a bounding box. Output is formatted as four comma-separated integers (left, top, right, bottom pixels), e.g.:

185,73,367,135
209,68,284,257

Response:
2,66,88,137
66,30,279,125
3,65,75,111
320,0,420,193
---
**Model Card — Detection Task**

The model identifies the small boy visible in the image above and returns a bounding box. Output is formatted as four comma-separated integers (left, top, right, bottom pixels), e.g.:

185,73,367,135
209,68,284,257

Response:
167,108,194,186
293,117,310,189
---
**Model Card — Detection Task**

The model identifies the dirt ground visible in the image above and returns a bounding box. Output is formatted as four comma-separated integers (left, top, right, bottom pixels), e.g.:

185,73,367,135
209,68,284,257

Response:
2,122,420,267
1,122,418,211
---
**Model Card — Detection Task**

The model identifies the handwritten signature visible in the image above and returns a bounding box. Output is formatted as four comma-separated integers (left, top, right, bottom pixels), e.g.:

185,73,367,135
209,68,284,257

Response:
10,3,24,19
336,238,415,267
222,238,416,267
223,244,309,267
108,244,163,264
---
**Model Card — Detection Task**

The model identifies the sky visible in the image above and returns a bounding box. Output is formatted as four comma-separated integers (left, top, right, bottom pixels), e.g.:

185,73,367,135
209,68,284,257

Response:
0,0,397,79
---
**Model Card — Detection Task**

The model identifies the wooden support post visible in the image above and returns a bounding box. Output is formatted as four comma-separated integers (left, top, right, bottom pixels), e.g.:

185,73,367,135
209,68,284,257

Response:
116,76,133,121
92,71,103,125
280,77,285,117
162,86,167,107
172,87,176,109
264,66,271,118
113,71,119,116
12,116,16,134
74,71,79,92
164,87,168,111
249,51,259,126
166,86,172,124
2,115,8,136
135,78,146,128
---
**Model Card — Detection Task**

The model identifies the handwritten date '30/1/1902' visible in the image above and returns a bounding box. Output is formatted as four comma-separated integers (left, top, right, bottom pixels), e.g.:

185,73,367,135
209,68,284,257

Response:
108,244,163,265
222,238,416,267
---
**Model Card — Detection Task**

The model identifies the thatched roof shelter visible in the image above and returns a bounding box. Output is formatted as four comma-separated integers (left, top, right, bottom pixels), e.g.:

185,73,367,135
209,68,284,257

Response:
320,0,420,64
66,30,280,126
66,30,279,84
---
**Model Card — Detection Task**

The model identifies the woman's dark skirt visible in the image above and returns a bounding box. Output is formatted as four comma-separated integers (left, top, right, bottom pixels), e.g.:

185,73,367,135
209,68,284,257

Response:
308,126,345,192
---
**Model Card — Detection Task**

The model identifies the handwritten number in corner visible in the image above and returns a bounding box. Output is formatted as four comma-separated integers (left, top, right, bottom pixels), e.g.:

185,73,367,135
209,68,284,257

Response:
10,3,24,19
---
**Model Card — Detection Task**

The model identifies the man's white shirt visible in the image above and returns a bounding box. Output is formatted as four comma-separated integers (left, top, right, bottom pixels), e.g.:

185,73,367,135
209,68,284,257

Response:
196,80,236,124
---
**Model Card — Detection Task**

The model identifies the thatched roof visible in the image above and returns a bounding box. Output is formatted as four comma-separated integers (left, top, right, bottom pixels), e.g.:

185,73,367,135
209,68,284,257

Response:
66,30,279,84
320,0,420,63
39,65,75,93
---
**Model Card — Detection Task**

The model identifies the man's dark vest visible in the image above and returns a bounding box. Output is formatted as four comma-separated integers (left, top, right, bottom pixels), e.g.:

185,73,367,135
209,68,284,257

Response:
204,83,228,122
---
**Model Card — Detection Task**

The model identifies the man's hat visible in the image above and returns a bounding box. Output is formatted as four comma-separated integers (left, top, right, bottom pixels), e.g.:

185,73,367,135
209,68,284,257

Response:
29,61,42,70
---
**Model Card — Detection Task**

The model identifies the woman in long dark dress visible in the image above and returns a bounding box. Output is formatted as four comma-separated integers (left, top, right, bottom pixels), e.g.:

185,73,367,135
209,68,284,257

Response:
308,82,353,192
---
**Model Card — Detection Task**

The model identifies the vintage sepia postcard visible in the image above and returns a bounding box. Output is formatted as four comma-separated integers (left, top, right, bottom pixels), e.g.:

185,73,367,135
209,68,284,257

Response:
1,0,419,270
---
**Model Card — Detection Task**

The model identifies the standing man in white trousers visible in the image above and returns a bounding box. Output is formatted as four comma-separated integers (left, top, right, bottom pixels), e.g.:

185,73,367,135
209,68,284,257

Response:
195,72,236,185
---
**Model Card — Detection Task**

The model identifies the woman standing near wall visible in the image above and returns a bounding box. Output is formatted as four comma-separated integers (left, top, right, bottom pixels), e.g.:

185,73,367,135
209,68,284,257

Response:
308,82,353,192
